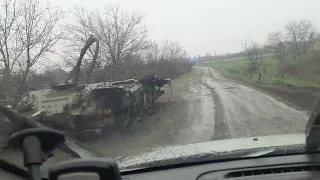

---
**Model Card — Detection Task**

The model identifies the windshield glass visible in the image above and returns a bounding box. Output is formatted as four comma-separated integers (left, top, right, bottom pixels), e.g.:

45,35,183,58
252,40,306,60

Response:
0,0,318,174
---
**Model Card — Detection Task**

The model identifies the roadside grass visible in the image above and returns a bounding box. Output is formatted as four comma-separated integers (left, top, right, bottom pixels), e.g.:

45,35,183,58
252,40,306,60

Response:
206,57,320,88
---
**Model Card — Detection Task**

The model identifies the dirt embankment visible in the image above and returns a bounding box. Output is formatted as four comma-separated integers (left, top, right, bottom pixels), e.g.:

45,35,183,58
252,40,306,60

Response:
255,84,319,111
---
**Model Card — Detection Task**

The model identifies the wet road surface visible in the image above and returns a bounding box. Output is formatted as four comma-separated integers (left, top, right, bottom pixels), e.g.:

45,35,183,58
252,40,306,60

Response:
88,67,308,160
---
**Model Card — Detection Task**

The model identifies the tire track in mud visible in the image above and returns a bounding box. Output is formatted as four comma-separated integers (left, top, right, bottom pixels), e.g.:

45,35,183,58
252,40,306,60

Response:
180,70,215,144
201,69,230,140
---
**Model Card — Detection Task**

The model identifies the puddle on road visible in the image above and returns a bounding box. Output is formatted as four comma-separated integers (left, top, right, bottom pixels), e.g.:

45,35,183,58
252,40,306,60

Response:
198,86,216,129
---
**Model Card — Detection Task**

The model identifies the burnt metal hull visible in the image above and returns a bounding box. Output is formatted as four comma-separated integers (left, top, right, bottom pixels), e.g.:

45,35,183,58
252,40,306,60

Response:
13,79,165,141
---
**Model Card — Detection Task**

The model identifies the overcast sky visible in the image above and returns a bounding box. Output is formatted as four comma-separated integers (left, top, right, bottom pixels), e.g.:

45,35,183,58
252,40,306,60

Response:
52,0,320,56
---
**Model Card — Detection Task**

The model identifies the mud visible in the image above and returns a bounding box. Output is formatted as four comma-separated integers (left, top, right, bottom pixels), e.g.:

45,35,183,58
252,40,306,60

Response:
87,67,308,160
251,83,320,112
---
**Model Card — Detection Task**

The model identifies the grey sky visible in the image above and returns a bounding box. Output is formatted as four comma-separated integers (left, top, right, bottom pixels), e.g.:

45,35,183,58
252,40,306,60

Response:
52,0,320,56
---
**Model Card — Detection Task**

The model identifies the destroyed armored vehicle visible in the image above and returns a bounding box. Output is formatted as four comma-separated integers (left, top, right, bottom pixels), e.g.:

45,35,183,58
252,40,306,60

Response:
12,35,171,139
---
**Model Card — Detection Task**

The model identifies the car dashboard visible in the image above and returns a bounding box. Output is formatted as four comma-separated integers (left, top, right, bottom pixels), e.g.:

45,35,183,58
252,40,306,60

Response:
2,153,320,180
121,153,320,180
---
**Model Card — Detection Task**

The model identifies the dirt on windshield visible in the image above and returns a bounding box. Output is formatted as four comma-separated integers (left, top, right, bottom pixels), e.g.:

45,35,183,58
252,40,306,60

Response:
87,67,308,160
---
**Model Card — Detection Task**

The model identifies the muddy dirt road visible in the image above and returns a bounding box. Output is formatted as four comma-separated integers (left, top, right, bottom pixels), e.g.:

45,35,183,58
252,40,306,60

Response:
89,67,308,159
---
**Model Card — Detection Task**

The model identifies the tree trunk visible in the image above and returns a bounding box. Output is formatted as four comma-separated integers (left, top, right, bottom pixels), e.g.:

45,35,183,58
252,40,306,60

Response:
17,66,30,95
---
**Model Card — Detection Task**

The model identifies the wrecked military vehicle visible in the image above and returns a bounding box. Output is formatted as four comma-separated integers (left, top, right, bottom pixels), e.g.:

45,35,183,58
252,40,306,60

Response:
12,35,171,140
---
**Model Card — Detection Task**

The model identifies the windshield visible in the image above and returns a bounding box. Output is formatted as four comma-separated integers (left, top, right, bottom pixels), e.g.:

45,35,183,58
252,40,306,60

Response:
0,0,319,174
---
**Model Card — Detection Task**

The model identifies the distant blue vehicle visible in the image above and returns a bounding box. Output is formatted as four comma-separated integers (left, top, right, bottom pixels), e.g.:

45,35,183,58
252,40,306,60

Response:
190,57,199,62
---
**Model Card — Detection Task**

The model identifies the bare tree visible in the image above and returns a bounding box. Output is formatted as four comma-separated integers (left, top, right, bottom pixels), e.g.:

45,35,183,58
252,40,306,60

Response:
284,20,317,58
16,0,64,93
92,6,148,80
63,5,192,82
298,20,317,54
267,31,287,63
0,0,64,97
145,41,160,61
145,40,185,61
0,0,21,97
0,0,23,77
64,5,148,80
285,21,300,58
142,40,188,76
243,39,264,77
159,40,185,61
